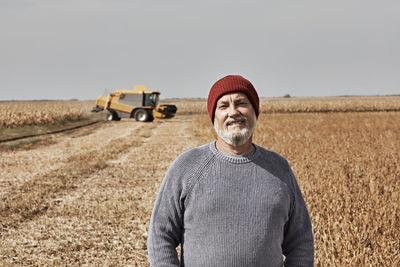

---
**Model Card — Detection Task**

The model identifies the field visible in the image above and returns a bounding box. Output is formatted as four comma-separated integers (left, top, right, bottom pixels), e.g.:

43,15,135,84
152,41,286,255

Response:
1,96,399,129
0,96,399,266
0,101,94,128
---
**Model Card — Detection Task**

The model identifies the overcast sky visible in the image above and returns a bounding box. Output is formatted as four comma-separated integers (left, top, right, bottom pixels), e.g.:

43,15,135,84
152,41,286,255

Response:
1,0,399,100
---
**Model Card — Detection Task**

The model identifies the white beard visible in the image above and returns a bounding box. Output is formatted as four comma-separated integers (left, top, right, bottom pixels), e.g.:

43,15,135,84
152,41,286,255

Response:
214,113,257,146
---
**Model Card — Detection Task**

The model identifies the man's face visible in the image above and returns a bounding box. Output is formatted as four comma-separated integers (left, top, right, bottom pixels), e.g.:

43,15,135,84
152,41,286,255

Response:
213,92,257,146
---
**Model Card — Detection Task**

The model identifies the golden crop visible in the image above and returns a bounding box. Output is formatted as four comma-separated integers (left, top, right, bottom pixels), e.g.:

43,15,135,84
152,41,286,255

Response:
0,101,93,128
169,95,400,115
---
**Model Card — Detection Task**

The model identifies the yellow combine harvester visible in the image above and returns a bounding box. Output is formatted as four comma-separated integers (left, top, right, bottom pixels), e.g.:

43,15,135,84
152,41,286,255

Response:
92,85,177,122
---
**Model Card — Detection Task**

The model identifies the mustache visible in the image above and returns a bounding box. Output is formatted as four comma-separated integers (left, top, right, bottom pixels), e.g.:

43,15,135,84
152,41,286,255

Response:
224,115,247,127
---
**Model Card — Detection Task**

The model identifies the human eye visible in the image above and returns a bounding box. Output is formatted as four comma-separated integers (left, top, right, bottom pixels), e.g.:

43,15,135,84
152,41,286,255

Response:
217,103,228,109
236,100,248,106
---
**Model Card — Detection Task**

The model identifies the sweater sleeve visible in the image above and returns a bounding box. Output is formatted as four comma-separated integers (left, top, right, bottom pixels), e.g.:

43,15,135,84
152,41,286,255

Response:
282,169,314,267
147,161,185,267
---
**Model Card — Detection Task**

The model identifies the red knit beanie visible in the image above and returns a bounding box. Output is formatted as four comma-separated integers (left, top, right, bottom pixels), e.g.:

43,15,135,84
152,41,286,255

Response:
207,75,259,122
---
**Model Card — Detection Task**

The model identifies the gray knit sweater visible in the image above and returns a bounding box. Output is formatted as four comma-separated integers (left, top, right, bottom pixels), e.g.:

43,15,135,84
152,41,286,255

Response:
148,142,314,267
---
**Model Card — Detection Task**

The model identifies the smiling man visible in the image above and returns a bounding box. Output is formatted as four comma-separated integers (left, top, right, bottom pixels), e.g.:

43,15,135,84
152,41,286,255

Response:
148,75,314,267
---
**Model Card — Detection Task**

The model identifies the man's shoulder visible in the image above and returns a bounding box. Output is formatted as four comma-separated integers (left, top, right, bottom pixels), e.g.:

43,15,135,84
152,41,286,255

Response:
253,144,294,179
169,142,214,171
162,143,215,188
254,144,290,165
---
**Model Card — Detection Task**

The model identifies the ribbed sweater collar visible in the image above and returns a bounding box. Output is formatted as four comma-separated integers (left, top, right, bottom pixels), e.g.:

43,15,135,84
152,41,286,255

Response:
209,141,259,164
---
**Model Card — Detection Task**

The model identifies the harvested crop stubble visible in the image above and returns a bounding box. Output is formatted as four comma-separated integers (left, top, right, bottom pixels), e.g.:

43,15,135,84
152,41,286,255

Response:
0,122,156,265
0,117,201,266
0,101,93,128
191,112,400,266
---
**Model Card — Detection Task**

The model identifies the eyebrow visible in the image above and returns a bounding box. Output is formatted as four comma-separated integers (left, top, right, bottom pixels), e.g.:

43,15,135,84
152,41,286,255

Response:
218,97,248,104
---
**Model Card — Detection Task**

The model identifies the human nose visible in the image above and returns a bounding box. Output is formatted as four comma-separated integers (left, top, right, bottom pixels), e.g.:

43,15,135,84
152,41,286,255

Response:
227,104,240,117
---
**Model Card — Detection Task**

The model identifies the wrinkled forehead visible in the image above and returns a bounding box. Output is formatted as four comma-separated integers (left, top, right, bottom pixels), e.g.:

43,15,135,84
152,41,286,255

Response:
216,92,249,103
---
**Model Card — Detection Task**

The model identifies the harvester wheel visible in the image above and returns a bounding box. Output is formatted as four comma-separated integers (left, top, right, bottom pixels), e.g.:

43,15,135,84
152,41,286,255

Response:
135,109,149,122
107,110,119,121
107,113,113,121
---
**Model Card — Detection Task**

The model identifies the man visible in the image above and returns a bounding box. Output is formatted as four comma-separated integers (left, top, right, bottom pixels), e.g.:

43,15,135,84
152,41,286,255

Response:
148,75,314,267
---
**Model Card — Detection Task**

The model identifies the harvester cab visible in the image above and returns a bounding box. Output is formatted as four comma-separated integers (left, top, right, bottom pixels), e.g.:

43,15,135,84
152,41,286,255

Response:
92,85,177,122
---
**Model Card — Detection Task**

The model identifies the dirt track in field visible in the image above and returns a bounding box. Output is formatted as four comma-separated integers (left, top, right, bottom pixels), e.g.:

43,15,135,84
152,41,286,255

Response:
0,115,202,266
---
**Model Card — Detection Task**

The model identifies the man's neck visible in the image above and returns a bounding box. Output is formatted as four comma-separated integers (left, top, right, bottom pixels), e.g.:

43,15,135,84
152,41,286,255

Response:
215,138,254,156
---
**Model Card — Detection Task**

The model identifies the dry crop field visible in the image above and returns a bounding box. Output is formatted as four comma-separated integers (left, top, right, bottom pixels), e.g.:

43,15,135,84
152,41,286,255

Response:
169,95,400,115
0,101,93,128
1,96,399,129
0,96,399,266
